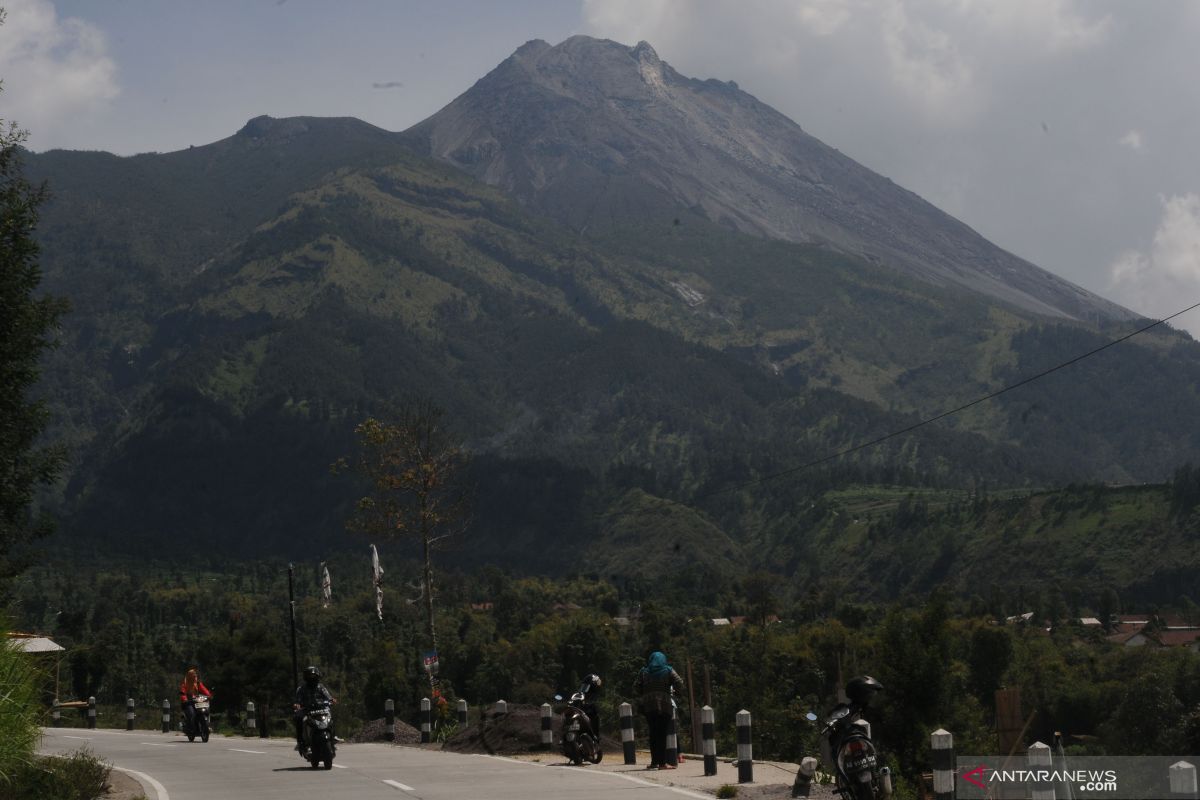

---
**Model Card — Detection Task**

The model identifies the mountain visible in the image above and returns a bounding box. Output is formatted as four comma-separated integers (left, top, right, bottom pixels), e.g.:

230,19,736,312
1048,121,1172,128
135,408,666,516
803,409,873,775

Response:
407,35,1131,323
20,41,1200,598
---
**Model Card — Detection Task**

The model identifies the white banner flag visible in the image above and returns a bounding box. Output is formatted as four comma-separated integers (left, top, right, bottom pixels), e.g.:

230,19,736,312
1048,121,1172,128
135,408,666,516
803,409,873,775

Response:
321,562,332,609
371,544,384,620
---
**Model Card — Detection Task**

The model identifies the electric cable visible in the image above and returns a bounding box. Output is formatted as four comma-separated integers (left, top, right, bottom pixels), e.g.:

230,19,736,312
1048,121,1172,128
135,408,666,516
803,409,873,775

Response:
703,300,1200,498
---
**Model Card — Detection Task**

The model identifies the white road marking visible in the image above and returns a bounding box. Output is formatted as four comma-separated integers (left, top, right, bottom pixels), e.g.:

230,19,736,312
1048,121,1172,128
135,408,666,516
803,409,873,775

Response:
63,735,91,740
332,764,347,769
113,766,170,800
140,742,173,747
227,748,265,754
383,779,415,791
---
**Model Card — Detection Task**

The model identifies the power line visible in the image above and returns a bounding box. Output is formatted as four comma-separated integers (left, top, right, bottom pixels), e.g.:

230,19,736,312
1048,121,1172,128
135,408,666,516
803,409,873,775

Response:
706,300,1200,498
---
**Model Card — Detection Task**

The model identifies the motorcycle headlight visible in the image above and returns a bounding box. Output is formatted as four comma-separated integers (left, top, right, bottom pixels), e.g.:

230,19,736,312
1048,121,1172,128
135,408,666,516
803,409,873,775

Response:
316,718,330,730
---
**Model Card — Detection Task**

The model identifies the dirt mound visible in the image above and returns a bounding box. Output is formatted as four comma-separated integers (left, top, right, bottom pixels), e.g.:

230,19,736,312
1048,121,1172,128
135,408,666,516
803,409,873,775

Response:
350,717,422,745
442,705,622,756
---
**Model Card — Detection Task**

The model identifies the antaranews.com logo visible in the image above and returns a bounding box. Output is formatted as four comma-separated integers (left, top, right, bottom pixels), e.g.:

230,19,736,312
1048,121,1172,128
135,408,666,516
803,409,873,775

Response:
958,755,1195,799
962,764,1118,793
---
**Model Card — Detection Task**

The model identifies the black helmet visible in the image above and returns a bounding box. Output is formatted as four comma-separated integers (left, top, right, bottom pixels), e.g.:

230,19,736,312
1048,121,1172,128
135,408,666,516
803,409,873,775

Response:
303,666,321,685
846,675,884,706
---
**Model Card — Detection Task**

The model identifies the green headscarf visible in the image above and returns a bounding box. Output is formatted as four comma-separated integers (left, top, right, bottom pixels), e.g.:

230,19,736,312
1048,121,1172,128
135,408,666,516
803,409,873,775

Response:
644,651,671,677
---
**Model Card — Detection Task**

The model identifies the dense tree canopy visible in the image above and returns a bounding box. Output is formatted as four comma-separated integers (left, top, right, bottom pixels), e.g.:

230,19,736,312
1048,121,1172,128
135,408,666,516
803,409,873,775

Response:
0,88,67,581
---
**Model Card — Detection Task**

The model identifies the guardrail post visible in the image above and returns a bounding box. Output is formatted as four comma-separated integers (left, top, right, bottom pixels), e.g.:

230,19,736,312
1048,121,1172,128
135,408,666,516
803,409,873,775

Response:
621,702,636,764
540,703,552,750
52,702,61,728
457,698,468,727
245,702,256,736
161,699,170,733
1171,761,1198,799
736,709,753,784
420,697,431,743
87,696,96,730
126,697,135,731
932,728,955,800
1028,741,1055,800
793,756,818,797
701,705,717,776
385,699,395,742
665,705,679,767
495,699,508,716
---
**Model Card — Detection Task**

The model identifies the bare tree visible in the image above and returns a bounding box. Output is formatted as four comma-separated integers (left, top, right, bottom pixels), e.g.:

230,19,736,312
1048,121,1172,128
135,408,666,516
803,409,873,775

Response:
339,403,470,655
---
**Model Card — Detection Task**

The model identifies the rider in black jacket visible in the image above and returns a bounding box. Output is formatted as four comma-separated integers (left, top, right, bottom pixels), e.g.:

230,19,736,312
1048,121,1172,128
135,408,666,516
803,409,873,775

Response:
293,665,336,750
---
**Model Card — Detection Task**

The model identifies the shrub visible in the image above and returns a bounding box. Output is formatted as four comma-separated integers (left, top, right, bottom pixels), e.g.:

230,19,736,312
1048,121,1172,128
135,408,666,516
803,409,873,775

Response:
0,633,41,789
716,784,738,798
3,748,111,800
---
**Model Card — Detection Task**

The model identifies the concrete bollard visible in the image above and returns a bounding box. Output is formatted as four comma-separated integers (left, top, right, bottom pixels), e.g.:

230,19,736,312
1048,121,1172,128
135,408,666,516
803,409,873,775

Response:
87,696,96,730
665,705,679,767
457,698,468,727
736,709,753,784
932,728,954,800
52,702,61,728
1028,741,1055,800
701,705,717,776
385,699,395,742
421,698,432,743
792,756,818,797
540,703,553,750
162,699,171,733
620,702,636,764
245,702,256,736
495,699,508,716
1171,761,1198,799
126,697,135,731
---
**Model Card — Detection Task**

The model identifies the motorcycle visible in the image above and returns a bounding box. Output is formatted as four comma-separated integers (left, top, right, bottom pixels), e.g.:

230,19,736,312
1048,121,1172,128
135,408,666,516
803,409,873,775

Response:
299,700,336,770
183,695,211,743
554,681,603,766
809,676,892,800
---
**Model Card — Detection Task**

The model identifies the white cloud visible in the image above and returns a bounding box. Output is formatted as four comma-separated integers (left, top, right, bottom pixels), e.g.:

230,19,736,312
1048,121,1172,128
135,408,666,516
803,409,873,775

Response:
581,0,1111,125
1119,130,1144,152
0,0,119,143
1109,193,1200,333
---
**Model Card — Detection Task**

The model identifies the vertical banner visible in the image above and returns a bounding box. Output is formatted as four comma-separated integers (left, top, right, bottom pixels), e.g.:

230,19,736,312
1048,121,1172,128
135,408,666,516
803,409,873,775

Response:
321,562,332,609
371,544,384,620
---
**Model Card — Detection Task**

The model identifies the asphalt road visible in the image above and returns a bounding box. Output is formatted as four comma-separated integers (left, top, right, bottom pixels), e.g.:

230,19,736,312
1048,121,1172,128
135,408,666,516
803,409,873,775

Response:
39,728,714,800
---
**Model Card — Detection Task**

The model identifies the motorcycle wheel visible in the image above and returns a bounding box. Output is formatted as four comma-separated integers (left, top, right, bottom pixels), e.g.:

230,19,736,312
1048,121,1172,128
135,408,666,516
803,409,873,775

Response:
200,719,209,743
311,739,331,770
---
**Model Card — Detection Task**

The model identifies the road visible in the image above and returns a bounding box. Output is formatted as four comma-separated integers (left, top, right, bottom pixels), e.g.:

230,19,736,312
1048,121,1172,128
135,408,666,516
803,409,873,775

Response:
39,728,714,800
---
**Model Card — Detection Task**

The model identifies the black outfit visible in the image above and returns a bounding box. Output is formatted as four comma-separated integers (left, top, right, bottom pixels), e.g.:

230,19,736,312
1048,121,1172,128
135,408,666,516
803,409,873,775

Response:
294,682,335,747
634,664,685,767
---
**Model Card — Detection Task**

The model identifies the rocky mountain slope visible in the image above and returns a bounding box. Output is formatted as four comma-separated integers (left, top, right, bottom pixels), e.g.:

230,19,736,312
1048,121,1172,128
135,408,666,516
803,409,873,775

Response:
408,36,1131,323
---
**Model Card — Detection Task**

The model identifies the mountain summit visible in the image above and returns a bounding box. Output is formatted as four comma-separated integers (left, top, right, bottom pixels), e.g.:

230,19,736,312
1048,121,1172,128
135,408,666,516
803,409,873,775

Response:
408,35,1130,322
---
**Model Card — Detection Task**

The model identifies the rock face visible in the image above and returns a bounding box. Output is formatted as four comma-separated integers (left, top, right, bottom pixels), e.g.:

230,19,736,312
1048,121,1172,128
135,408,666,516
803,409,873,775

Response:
408,35,1131,322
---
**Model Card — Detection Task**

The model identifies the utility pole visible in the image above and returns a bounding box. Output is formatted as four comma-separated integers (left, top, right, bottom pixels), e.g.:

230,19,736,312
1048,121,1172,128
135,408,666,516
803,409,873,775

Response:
288,563,299,689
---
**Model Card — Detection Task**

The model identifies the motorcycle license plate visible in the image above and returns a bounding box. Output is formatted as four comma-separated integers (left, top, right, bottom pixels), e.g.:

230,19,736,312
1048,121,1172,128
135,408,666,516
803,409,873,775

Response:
846,755,876,771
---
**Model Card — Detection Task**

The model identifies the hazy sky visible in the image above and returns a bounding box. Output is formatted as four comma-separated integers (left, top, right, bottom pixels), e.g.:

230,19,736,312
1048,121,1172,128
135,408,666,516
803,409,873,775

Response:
3,0,1200,332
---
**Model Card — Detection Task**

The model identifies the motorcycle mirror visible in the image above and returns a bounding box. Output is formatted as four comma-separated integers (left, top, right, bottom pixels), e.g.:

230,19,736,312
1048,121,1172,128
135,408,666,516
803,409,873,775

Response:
553,694,564,702
805,712,818,722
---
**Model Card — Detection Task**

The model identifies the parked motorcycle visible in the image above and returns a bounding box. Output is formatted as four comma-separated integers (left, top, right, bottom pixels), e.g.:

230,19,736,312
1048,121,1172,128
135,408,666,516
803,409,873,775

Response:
554,674,603,766
299,700,336,770
183,695,211,743
809,676,892,800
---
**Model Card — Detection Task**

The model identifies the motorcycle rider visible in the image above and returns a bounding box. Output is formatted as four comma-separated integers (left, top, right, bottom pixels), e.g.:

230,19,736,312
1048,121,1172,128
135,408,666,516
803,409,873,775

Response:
293,665,336,751
178,667,212,735
578,672,603,736
633,651,685,770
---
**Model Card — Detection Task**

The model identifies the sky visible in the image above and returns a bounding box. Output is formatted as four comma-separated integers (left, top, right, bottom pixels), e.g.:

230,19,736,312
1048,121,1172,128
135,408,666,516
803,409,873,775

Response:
2,0,1200,333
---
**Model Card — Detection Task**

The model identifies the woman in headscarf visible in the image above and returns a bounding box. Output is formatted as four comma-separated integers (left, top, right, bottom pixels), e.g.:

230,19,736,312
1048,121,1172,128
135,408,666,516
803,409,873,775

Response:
633,651,685,769
178,667,212,735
